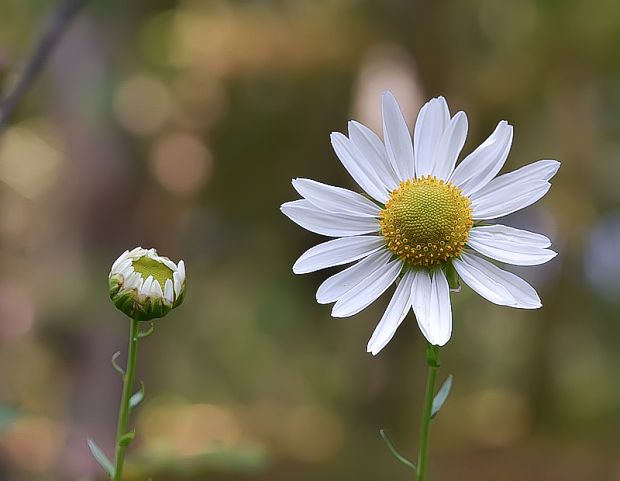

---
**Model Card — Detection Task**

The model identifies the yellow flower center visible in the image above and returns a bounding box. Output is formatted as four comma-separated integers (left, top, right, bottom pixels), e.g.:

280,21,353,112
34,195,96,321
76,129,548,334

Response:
380,176,473,267
132,256,173,288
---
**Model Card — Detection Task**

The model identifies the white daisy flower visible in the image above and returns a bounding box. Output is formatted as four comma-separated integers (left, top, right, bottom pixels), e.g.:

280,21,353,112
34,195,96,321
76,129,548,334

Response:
281,92,559,354
109,247,186,321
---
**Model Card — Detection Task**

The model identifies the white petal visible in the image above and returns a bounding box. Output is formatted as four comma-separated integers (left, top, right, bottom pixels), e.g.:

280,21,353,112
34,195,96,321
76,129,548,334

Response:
411,269,452,346
173,272,183,297
152,280,164,298
348,120,400,190
177,260,186,281
366,270,415,355
449,121,513,196
331,132,389,202
113,259,132,277
431,111,468,180
331,258,403,317
141,276,154,296
117,261,133,278
293,236,385,274
157,257,178,271
470,224,551,247
111,250,130,272
453,252,541,308
316,250,392,304
468,225,557,266
410,269,433,341
470,160,560,219
382,92,415,180
281,200,380,237
164,278,174,304
414,97,450,177
472,180,551,220
473,159,561,197
128,246,147,258
124,272,143,290
292,178,380,217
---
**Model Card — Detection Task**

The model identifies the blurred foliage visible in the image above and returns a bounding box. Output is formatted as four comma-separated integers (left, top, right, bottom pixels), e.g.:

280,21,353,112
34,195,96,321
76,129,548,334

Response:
0,0,619,480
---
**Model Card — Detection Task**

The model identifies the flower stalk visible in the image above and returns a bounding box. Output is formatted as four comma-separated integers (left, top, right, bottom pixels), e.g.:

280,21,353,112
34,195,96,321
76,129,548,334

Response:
416,343,439,481
87,247,186,479
112,317,140,481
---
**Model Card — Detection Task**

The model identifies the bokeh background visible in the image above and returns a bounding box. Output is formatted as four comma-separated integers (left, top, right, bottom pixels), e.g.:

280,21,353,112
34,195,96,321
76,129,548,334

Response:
0,0,619,480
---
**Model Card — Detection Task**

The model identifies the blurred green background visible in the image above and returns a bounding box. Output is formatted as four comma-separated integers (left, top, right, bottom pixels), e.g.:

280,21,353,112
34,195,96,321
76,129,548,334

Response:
0,0,619,480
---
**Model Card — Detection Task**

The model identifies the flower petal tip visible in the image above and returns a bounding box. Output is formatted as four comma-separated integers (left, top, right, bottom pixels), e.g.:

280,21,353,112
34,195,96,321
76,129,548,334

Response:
513,300,542,310
543,160,561,180
331,305,350,318
366,342,380,356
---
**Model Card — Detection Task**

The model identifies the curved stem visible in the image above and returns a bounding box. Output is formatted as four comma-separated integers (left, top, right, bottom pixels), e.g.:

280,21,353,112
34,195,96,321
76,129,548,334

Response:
112,318,139,481
416,343,439,481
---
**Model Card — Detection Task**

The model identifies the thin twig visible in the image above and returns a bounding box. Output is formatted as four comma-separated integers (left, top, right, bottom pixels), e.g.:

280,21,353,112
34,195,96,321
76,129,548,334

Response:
0,0,87,132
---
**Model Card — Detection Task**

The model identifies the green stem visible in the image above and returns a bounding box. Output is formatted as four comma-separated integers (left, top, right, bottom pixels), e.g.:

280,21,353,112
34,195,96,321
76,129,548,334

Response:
416,343,440,481
112,317,139,481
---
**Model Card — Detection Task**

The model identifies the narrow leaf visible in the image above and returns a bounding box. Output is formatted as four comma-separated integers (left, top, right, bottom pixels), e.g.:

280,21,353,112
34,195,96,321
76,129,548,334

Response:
118,431,136,447
111,351,125,376
379,429,416,471
129,381,145,409
431,374,453,419
87,438,114,477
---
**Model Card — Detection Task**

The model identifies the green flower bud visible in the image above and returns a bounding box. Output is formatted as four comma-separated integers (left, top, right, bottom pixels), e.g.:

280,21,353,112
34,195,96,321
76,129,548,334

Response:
109,247,186,321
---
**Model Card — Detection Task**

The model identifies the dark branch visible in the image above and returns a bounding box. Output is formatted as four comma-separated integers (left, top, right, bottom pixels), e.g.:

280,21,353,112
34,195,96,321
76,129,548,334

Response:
0,0,87,132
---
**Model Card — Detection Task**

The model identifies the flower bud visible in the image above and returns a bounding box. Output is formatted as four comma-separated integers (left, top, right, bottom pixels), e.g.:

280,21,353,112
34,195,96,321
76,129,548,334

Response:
109,247,186,321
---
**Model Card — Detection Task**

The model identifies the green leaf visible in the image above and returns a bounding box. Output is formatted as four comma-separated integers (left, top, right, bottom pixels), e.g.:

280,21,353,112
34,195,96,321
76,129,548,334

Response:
379,429,416,471
87,438,114,477
431,374,453,419
118,431,136,447
129,381,145,409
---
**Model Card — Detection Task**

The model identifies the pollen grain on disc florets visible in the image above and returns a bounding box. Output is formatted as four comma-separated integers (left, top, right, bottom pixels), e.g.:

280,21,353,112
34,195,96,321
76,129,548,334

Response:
380,176,473,267
108,247,186,321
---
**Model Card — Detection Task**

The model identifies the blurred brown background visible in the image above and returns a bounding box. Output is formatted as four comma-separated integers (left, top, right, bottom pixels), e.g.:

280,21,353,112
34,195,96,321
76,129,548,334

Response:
0,0,618,480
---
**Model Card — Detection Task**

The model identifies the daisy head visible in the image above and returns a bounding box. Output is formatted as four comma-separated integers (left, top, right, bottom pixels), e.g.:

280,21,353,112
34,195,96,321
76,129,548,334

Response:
109,247,186,321
281,92,559,354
